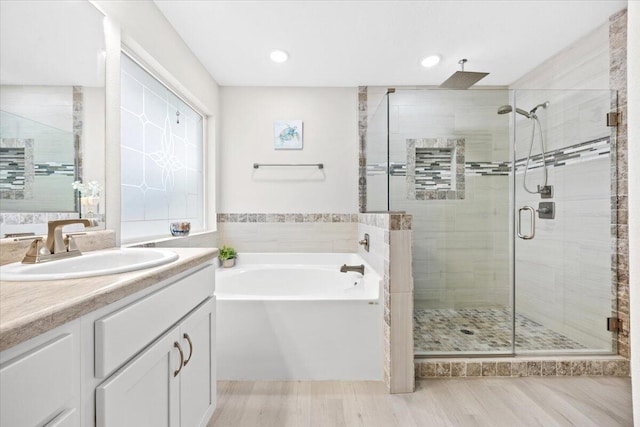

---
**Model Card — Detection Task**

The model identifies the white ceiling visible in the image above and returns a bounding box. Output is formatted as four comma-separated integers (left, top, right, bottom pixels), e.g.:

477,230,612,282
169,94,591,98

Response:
155,0,627,87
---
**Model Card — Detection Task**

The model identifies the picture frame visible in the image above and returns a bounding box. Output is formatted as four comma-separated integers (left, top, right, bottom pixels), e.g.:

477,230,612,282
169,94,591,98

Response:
274,120,303,150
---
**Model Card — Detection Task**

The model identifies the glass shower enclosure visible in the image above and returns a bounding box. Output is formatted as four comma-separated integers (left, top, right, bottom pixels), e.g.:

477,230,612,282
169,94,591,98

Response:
367,88,617,356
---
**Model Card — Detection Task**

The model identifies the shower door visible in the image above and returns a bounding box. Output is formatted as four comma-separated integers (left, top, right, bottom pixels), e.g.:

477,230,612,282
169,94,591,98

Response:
512,89,617,354
374,88,617,357
382,89,515,356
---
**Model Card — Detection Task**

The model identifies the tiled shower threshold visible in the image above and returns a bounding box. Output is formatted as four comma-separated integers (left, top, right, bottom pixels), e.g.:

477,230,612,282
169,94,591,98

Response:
414,356,629,378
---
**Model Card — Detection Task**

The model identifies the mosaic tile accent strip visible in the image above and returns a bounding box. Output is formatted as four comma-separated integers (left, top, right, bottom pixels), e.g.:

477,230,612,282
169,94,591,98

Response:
217,213,359,224
368,136,611,179
414,308,584,353
406,138,465,200
415,359,630,378
610,8,629,359
511,136,610,172
0,147,25,190
34,162,75,177
367,162,406,177
414,148,454,190
465,161,510,176
0,139,34,200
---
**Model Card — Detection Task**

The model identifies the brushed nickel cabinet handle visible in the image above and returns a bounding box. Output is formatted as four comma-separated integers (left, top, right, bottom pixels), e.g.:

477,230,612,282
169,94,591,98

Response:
183,333,193,366
174,341,184,377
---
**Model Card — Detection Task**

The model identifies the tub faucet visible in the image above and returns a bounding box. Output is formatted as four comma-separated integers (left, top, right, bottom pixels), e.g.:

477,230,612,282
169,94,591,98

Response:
340,264,365,275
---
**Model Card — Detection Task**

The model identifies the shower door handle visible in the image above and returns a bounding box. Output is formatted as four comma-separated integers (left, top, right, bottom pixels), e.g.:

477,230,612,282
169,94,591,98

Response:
517,206,536,240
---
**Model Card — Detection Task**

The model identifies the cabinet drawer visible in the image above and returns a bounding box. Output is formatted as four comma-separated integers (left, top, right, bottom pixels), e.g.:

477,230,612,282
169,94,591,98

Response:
0,334,74,427
95,264,214,378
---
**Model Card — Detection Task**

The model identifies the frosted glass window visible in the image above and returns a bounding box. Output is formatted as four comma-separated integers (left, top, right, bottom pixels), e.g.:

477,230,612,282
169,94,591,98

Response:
120,54,204,241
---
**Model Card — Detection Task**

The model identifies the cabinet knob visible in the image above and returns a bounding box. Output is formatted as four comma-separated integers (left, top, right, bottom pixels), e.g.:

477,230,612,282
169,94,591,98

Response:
173,341,185,377
183,333,193,366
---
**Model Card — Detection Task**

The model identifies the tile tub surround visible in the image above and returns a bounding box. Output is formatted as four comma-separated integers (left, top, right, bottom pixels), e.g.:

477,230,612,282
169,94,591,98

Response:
359,212,414,394
0,229,116,266
415,358,630,379
216,213,358,253
0,247,217,351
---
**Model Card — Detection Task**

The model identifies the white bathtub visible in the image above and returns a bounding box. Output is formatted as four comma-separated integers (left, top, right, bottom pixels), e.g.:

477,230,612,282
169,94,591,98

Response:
215,253,382,380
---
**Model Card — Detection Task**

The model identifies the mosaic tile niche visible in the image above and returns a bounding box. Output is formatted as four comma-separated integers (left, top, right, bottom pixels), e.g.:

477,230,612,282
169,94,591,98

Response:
406,138,465,200
0,139,34,200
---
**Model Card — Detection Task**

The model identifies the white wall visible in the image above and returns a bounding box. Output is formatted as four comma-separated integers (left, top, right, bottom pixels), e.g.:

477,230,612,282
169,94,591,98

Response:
627,1,639,422
511,23,610,90
219,87,358,213
91,0,220,244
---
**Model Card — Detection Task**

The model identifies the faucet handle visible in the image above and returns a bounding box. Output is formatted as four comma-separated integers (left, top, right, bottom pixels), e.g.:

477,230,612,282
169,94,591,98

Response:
64,234,80,252
359,233,370,252
21,237,51,264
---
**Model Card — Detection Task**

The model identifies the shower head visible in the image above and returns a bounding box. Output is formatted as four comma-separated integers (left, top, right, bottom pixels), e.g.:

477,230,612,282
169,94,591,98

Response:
530,101,550,114
497,104,531,119
497,105,513,115
439,59,489,90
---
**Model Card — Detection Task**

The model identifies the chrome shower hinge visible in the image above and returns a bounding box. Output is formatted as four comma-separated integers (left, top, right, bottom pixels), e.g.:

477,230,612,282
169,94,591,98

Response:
606,112,619,127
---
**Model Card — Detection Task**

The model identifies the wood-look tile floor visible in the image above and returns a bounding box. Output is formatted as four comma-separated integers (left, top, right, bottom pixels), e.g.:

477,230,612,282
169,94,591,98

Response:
209,377,632,427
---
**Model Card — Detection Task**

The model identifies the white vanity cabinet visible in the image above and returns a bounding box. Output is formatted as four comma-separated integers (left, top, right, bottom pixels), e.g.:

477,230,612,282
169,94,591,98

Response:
96,297,215,427
0,258,216,427
0,322,81,427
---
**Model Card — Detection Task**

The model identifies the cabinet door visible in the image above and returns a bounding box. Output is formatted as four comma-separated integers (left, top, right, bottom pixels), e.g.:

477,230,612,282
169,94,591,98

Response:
96,327,181,427
179,297,216,427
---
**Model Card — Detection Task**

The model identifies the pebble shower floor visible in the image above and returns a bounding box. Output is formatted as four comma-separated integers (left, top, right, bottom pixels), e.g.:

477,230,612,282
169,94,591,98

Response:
414,308,585,353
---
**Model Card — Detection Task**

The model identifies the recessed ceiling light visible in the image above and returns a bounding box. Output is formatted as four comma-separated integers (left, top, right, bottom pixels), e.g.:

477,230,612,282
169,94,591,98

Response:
420,55,441,68
270,50,289,63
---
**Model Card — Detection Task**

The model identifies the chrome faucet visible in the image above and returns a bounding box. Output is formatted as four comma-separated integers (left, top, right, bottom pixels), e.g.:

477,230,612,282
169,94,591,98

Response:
340,264,365,275
21,219,97,264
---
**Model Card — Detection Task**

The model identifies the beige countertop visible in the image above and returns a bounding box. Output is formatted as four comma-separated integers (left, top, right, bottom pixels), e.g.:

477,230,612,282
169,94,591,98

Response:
0,247,217,352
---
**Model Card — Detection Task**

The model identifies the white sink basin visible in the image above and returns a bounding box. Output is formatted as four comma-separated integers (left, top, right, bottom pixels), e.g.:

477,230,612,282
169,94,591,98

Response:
0,248,179,281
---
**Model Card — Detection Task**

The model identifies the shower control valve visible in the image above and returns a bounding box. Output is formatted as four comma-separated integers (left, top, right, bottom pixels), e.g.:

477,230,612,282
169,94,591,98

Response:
538,185,553,199
537,202,555,220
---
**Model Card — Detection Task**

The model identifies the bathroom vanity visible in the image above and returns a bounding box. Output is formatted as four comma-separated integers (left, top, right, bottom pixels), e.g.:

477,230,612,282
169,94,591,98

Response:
0,247,217,427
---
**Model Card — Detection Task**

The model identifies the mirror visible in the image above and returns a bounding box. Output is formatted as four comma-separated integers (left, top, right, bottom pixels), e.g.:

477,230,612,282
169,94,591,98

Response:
0,0,105,235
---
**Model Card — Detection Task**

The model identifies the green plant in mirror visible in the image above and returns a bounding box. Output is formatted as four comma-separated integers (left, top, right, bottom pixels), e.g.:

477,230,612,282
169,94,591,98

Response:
219,245,237,261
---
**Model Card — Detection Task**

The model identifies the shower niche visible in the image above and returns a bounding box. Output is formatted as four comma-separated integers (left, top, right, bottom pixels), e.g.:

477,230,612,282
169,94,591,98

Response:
406,138,465,200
